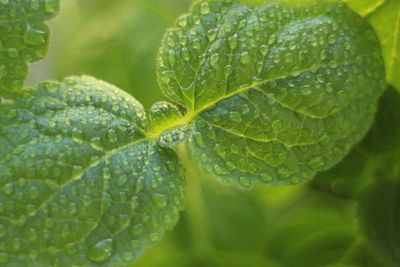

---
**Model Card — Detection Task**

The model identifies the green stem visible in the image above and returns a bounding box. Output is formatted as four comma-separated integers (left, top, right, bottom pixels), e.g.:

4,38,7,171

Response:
175,143,214,256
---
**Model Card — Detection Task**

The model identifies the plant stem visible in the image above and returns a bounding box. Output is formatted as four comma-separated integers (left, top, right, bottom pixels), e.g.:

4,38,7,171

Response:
175,143,213,257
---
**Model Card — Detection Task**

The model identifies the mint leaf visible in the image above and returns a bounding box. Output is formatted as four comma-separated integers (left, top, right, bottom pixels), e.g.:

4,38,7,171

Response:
312,87,400,198
0,76,185,266
158,0,386,187
345,0,400,91
0,0,59,98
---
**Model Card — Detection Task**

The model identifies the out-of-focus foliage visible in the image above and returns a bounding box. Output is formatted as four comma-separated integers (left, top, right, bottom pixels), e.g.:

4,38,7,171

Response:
345,0,400,91
135,155,396,267
359,177,400,266
52,0,192,108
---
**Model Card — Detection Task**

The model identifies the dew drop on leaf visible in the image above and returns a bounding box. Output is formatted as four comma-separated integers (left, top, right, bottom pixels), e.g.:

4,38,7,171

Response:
87,238,114,264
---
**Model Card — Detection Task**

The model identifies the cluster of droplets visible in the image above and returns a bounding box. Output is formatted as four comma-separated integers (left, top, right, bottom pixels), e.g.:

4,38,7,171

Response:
0,0,58,19
155,0,388,188
0,76,186,266
0,0,59,97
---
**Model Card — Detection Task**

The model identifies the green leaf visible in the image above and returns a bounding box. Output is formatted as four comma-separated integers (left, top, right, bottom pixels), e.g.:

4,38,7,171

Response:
0,0,59,98
0,76,185,266
344,0,400,91
312,87,400,198
158,0,386,187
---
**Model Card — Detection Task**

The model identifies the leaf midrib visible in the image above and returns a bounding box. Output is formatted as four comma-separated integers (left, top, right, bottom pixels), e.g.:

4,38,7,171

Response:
147,60,353,139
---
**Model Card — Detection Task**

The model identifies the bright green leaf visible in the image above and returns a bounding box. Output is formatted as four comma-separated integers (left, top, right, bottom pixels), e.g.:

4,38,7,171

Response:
158,0,386,187
0,0,59,98
0,76,185,266
345,0,400,91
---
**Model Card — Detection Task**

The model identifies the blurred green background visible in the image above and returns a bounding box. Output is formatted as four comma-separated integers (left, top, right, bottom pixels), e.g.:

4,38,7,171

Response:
26,1,400,266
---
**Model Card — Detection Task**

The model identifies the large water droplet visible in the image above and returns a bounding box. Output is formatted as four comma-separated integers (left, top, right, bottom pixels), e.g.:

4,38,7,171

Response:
200,2,211,15
152,194,167,208
207,29,217,42
87,238,114,263
210,53,220,69
228,35,238,50
240,52,251,65
24,26,46,46
259,44,269,56
239,177,252,188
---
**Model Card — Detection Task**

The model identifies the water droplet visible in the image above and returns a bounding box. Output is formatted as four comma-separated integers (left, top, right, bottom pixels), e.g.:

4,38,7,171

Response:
199,54,206,65
214,164,229,175
117,175,128,187
152,194,167,208
224,24,232,33
28,186,39,199
301,87,312,95
240,52,251,65
210,54,220,69
193,132,206,148
24,26,46,45
131,240,141,249
102,168,111,180
328,34,336,45
107,129,118,143
193,38,201,50
259,44,269,56
149,232,160,243
182,48,190,61
228,35,238,50
130,196,140,210
256,62,264,74
168,50,176,67
229,112,242,123
200,2,211,15
268,34,276,45
207,29,217,42
87,239,114,263
239,177,251,188
130,224,144,236
66,243,78,256
122,252,134,262
224,65,233,78
136,176,144,193
308,156,325,170
177,16,188,27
